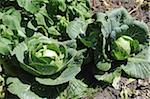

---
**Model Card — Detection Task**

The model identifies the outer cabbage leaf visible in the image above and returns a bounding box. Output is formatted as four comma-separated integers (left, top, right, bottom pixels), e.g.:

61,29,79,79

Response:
0,37,12,55
36,49,85,85
36,64,80,85
122,46,150,78
48,26,61,36
69,0,91,19
95,67,122,83
96,7,132,38
122,58,150,79
49,0,66,12
66,18,88,39
96,61,111,71
120,20,149,44
16,0,48,14
7,77,42,99
2,8,26,37
66,79,87,98
107,7,132,24
0,43,9,55
11,42,27,63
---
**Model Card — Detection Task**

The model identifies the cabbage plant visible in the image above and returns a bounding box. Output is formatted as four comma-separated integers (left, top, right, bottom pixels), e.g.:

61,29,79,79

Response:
67,7,150,83
11,33,85,85
94,7,150,82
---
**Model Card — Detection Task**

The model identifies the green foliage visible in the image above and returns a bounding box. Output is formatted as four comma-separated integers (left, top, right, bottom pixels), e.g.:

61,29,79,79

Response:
0,0,90,98
95,67,122,83
96,61,111,71
11,33,84,86
66,18,89,39
0,0,149,98
7,77,42,99
94,8,149,81
68,7,149,82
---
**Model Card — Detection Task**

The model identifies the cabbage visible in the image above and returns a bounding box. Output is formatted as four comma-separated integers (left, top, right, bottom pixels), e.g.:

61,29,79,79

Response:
11,33,85,85
112,36,140,60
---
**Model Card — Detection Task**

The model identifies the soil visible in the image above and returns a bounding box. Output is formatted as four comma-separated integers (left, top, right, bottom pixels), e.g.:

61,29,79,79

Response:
92,0,150,27
86,0,150,99
93,77,150,99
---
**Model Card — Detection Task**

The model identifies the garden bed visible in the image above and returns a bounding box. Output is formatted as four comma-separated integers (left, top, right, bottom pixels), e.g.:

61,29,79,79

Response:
0,0,149,99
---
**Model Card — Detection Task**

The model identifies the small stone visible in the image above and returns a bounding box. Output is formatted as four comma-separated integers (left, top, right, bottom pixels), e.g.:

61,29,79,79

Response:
138,79,143,85
136,96,144,99
135,90,140,96
146,90,150,97
148,78,150,84
143,81,149,86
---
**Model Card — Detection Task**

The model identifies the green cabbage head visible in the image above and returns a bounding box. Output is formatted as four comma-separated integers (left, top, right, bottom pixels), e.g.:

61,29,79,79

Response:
112,36,140,60
11,34,84,85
